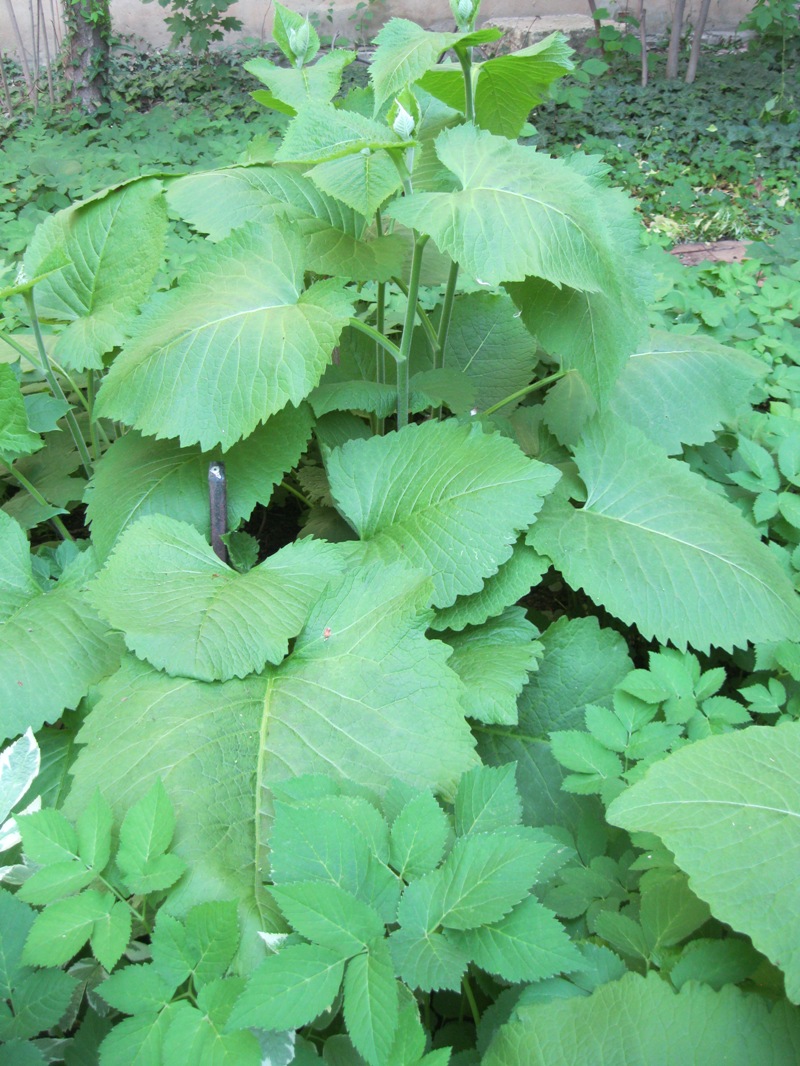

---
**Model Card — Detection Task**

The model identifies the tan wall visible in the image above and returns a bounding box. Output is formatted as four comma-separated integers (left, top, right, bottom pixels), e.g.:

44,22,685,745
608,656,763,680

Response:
2,0,757,55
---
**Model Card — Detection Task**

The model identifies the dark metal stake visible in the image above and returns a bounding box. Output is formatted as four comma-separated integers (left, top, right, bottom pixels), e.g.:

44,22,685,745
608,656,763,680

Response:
208,461,229,564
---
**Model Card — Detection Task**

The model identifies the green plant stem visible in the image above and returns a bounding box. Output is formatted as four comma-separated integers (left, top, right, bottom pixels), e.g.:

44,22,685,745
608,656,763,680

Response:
21,292,93,479
481,369,569,416
462,974,481,1028
458,45,475,122
97,872,146,926
0,329,37,364
348,317,405,366
375,210,387,387
397,233,429,429
281,479,311,507
9,467,73,541
86,369,100,462
434,259,460,371
391,277,438,355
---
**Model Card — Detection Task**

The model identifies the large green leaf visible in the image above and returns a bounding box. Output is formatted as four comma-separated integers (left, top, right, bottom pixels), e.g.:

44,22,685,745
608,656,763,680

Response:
0,364,42,461
23,179,167,371
530,415,800,651
91,516,344,681
506,158,649,404
64,657,273,955
308,152,403,220
484,971,800,1065
440,292,539,413
326,419,560,609
370,19,502,113
387,125,624,289
67,563,477,947
0,518,122,742
95,224,353,450
260,561,478,800
245,49,354,113
608,723,800,1002
166,165,405,282
276,105,411,165
430,540,549,633
418,34,573,138
609,330,767,455
85,404,314,561
439,608,542,725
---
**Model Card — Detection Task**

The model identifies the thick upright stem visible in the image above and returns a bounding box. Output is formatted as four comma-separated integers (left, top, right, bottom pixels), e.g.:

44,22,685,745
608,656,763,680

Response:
397,234,429,429
22,291,93,479
435,260,460,372
458,46,475,122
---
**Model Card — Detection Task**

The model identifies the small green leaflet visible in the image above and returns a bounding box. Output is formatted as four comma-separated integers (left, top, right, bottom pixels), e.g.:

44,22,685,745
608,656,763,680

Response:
91,515,345,681
95,224,353,451
343,942,400,1066
326,419,559,609
608,723,800,1003
389,791,450,880
453,763,522,838
225,943,346,1031
308,151,404,220
116,780,186,895
269,882,385,956
23,889,115,967
23,178,167,371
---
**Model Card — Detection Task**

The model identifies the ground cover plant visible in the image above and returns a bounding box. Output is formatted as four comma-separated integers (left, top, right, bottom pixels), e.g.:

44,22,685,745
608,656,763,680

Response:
2,2,800,1061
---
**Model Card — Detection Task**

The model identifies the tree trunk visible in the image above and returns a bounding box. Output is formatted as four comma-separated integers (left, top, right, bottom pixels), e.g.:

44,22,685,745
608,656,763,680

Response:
666,0,686,79
62,0,111,111
685,0,713,84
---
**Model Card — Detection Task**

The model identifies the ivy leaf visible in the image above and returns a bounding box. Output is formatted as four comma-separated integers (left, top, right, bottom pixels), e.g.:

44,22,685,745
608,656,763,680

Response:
116,779,186,895
23,178,167,371
483,971,800,1065
225,943,346,1031
86,404,314,561
326,420,558,609
0,516,122,742
370,19,502,113
447,894,582,983
453,763,522,838
389,791,450,881
269,882,385,956
608,723,800,1002
95,224,354,451
167,166,406,282
387,125,625,289
91,516,344,681
0,364,42,461
439,608,542,725
530,416,800,651
343,941,400,1066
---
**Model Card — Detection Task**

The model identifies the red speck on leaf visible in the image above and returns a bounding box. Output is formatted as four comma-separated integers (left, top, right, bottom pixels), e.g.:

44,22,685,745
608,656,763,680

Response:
323,627,332,640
